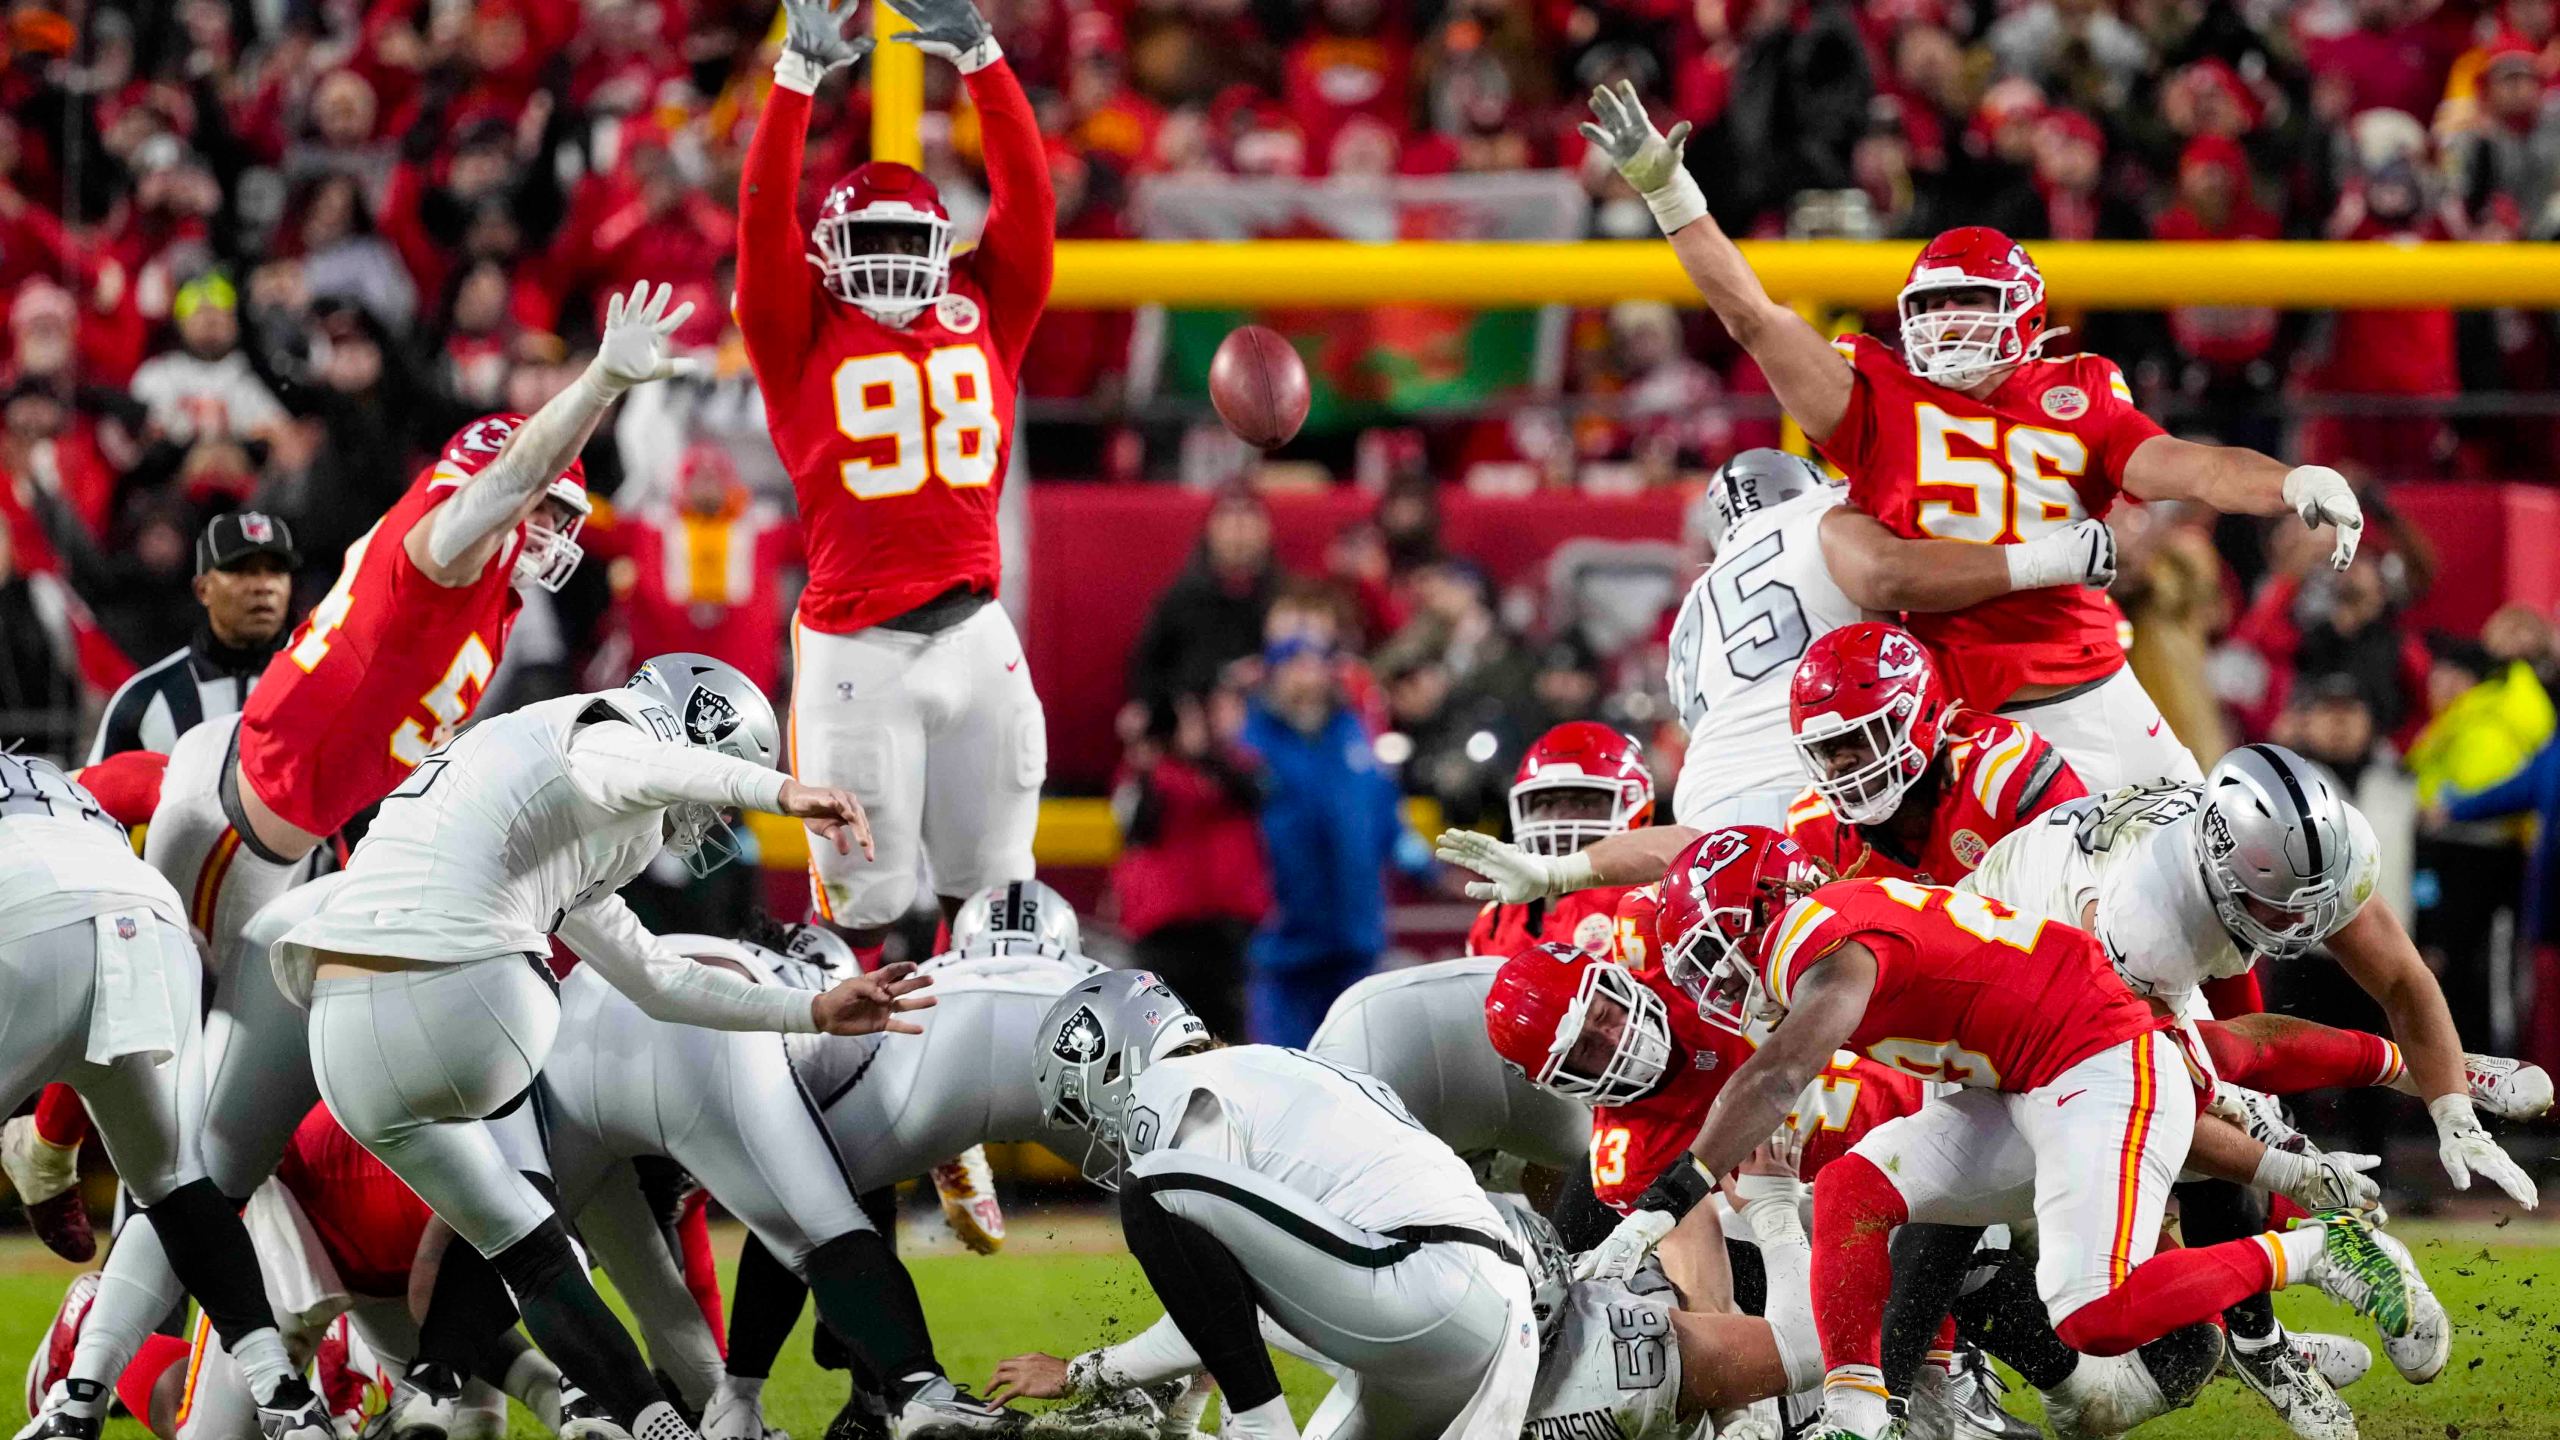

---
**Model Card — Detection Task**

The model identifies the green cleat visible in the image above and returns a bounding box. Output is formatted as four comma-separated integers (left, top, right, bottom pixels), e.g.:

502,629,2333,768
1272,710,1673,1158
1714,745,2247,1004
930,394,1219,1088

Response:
2296,1209,2415,1340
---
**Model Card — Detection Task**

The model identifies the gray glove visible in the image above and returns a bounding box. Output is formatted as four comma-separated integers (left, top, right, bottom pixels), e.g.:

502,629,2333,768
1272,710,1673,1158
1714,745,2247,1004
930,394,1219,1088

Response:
1578,80,1705,233
886,0,999,71
778,0,873,89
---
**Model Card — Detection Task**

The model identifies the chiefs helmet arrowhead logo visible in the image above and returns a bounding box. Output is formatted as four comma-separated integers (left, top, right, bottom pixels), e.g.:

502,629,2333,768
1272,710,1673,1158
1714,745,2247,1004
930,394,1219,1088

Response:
1874,633,1925,678
682,687,741,748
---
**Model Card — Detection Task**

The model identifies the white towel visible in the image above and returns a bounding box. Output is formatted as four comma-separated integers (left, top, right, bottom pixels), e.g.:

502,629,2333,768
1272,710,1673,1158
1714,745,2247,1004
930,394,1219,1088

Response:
84,909,178,1067
243,1179,352,1346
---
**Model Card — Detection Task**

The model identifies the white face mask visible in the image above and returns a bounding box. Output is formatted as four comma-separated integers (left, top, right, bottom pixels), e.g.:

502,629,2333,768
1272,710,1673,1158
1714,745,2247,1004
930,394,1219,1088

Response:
511,510,585,592
813,208,953,316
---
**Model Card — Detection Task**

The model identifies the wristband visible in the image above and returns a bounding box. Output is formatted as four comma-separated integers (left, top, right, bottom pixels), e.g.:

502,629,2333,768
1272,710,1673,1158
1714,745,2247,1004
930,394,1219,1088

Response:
774,50,829,95
2250,1145,2307,1197
2003,529,2079,590
1551,848,1598,897
954,35,1002,73
1644,170,1708,237
1634,1158,1712,1219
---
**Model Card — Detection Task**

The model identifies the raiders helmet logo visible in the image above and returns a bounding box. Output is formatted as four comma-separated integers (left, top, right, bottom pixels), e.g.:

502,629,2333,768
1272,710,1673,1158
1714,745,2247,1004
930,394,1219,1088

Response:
2200,806,2237,861
1052,1005,1107,1064
683,686,742,748
2042,386,2089,421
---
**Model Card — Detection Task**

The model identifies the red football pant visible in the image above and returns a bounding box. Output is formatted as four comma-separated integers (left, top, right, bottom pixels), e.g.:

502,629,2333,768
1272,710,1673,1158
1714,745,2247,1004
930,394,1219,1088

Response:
2197,1014,2403,1095
2052,1239,2279,1356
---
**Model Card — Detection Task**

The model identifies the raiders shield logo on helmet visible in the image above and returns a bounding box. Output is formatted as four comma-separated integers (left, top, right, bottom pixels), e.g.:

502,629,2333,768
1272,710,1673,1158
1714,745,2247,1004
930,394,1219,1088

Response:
1052,1005,1107,1064
683,686,742,748
2200,806,2237,861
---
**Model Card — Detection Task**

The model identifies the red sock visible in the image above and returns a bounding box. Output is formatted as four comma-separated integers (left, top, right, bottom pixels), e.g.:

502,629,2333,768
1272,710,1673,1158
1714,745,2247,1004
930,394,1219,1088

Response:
33,1085,87,1149
1810,1154,1909,1373
117,1332,189,1434
2268,1195,2307,1228
2199,1015,2403,1093
2052,1238,2277,1357
676,1191,727,1356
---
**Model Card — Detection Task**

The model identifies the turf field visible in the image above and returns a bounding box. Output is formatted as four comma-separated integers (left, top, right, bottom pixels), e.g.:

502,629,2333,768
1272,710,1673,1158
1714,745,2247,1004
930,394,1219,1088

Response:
0,1212,2554,1440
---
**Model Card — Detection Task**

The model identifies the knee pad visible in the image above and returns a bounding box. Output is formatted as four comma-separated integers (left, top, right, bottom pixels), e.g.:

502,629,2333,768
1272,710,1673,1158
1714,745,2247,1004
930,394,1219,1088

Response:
489,1219,580,1299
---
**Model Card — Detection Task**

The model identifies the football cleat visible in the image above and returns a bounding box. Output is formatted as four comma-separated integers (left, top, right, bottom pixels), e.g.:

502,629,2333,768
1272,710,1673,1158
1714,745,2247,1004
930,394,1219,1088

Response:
2298,1209,2415,1339
2297,1333,2373,1392
371,1362,465,1440
1939,1348,2039,1440
2465,1054,2552,1119
23,1274,97,1419
16,1381,107,1440
823,1387,890,1440
702,1382,788,1440
2365,1232,2449,1382
2039,1356,2169,1440
931,1147,1004,1255
3,1119,92,1263
257,1379,340,1440
2227,1329,2356,1440
1021,1385,1159,1440
556,1384,626,1440
890,1377,1018,1440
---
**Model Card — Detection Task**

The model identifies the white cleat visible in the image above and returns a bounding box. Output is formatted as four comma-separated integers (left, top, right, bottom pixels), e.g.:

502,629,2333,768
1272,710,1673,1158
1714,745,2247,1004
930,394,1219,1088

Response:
371,1363,465,1440
2366,1232,2450,1382
891,1378,1018,1440
702,1383,787,1440
2296,1333,2373,1392
931,1146,1004,1255
2466,1054,2553,1119
22,1273,97,1419
1940,1349,2040,1439
2039,1355,2169,1440
2227,1329,2357,1440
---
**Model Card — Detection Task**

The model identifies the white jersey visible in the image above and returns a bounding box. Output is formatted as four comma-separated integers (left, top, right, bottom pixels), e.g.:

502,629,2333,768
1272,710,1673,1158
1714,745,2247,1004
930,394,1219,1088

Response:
1523,1279,1684,1440
0,754,184,939
1127,1045,1505,1237
1961,783,2307,1013
1666,494,1860,825
1308,959,1589,1174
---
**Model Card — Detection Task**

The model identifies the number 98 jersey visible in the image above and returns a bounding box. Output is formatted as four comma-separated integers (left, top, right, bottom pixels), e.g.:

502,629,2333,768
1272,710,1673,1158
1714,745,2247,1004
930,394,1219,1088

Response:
1523,1278,1683,1440
1816,334,2165,710
1666,491,1860,824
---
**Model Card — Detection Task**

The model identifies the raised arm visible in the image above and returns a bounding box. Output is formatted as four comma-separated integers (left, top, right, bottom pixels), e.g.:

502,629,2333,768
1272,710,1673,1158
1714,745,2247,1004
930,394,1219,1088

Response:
1580,81,1851,444
1435,822,1701,905
1819,506,2116,613
739,0,872,375
409,282,694,585
2121,435,2362,570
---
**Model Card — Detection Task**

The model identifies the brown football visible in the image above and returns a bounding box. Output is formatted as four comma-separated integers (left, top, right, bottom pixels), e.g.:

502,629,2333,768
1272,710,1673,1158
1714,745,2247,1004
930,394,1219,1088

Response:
1208,325,1312,450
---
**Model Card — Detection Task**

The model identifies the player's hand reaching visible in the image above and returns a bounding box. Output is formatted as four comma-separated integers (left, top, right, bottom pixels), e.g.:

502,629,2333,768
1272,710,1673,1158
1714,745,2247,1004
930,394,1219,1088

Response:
2257,1143,2383,1215
886,0,998,72
2433,1094,2539,1209
1571,1207,1675,1284
779,0,873,83
2004,516,2117,591
2282,464,2364,571
1436,829,1589,904
1579,81,1704,234
811,960,935,1035
595,281,699,394
985,1353,1071,1404
778,778,877,861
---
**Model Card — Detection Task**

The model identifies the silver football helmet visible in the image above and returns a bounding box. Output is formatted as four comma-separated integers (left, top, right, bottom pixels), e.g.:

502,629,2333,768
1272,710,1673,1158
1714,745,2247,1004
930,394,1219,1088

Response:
1493,1196,1568,1344
951,880,1083,961
1704,449,1837,553
1032,969,1211,1191
2194,744,2376,961
771,922,857,990
626,652,782,875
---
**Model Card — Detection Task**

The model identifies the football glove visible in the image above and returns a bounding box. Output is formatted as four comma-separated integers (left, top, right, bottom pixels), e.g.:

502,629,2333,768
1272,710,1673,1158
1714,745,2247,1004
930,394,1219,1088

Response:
2254,1143,2381,1215
2005,516,2116,590
2281,464,2363,571
776,0,873,91
1435,829,1594,904
1578,80,1705,235
594,281,697,393
885,0,1000,72
2432,1094,2539,1209
1571,1207,1675,1285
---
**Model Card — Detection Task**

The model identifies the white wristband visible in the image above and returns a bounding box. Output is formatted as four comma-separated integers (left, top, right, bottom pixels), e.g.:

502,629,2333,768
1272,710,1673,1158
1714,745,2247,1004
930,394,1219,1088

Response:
773,50,829,95
1551,848,1599,897
1644,170,1708,236
2003,530,2080,590
2251,1145,2308,1197
954,35,1002,73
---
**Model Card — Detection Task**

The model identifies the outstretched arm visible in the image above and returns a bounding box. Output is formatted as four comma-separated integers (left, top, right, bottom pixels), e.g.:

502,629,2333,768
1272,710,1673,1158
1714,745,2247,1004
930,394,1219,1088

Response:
738,0,873,376
1685,946,1871,1179
2122,435,2361,570
1819,506,2116,613
1581,81,1851,443
1435,822,1701,905
411,282,694,585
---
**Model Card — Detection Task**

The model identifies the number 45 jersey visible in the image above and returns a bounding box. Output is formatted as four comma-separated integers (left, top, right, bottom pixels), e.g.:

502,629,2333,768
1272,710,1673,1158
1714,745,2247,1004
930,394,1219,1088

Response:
1666,490,1860,820
1524,1277,1684,1440
1816,334,2165,710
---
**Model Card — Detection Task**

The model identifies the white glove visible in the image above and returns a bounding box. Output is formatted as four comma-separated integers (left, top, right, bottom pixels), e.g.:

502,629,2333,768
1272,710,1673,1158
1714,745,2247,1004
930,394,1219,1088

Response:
1571,1207,1675,1284
2433,1093,2540,1209
1577,79,1705,235
776,0,873,91
594,281,699,394
2005,517,2116,591
1435,828,1594,904
2281,464,2363,571
2253,1144,2381,1214
1709,1404,1783,1440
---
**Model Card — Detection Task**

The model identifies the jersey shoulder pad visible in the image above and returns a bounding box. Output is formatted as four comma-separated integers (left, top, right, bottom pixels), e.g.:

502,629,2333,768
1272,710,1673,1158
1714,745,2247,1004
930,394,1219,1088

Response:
1786,787,1834,830
577,688,685,746
1959,716,2069,820
1761,892,1851,1008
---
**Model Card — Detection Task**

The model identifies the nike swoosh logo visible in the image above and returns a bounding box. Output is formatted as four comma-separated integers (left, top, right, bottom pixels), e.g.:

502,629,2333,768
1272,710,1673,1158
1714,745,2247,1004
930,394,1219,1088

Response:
2056,1089,2088,1107
2145,720,2163,737
1006,658,1022,673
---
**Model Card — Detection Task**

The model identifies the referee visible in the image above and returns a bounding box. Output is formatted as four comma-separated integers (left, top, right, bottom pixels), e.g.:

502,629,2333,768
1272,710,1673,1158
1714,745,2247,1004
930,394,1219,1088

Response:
87,510,295,761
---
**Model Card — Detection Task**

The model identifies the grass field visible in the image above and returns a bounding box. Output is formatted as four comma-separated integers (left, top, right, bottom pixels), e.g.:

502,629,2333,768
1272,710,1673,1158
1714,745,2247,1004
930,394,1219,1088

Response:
1,1212,2556,1440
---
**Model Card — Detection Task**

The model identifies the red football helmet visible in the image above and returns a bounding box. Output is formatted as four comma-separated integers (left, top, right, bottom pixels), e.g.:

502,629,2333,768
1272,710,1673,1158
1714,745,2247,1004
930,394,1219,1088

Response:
1484,943,1673,1106
1510,722,1654,858
1898,226,2051,388
1789,622,1947,826
812,162,953,317
440,414,591,593
1656,826,1826,1031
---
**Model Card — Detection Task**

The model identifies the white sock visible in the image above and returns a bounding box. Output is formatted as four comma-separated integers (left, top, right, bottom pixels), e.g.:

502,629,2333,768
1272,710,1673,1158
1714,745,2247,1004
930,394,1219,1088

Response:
1821,1368,1892,1439
503,1347,565,1430
232,1327,296,1406
718,1375,765,1404
635,1399,698,1440
2229,1322,2286,1354
1223,1394,1299,1440
2269,1226,2327,1287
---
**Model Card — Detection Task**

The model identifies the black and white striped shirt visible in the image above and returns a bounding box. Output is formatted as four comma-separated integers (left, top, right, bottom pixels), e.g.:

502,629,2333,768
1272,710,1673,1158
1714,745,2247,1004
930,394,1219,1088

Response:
86,630,280,763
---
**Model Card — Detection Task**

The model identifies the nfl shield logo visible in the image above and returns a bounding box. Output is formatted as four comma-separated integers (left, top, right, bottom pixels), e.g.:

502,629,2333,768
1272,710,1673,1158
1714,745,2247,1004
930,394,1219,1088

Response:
115,916,136,940
240,513,274,543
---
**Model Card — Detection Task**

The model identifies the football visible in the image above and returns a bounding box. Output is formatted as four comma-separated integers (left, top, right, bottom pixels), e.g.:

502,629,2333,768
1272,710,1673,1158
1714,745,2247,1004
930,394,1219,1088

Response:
1208,325,1312,449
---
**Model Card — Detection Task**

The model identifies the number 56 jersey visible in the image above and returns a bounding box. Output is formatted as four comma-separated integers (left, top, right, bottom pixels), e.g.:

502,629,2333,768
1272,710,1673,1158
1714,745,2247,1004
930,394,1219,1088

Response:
1816,335,2165,710
1523,1278,1684,1440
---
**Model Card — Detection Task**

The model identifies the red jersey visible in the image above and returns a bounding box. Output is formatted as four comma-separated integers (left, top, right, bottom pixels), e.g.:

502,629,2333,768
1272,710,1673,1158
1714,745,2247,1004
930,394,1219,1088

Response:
238,457,522,837
1614,884,1664,975
1589,964,1756,1212
738,64,1054,637
1785,1051,1928,1180
1786,711,2083,886
1758,878,2168,1093
273,1106,432,1298
1467,886,1632,961
1816,334,2165,709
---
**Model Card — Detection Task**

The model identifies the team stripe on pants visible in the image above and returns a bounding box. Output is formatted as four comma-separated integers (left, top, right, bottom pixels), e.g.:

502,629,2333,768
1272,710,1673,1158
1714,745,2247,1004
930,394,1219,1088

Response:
190,829,243,936
2108,1034,2161,1287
